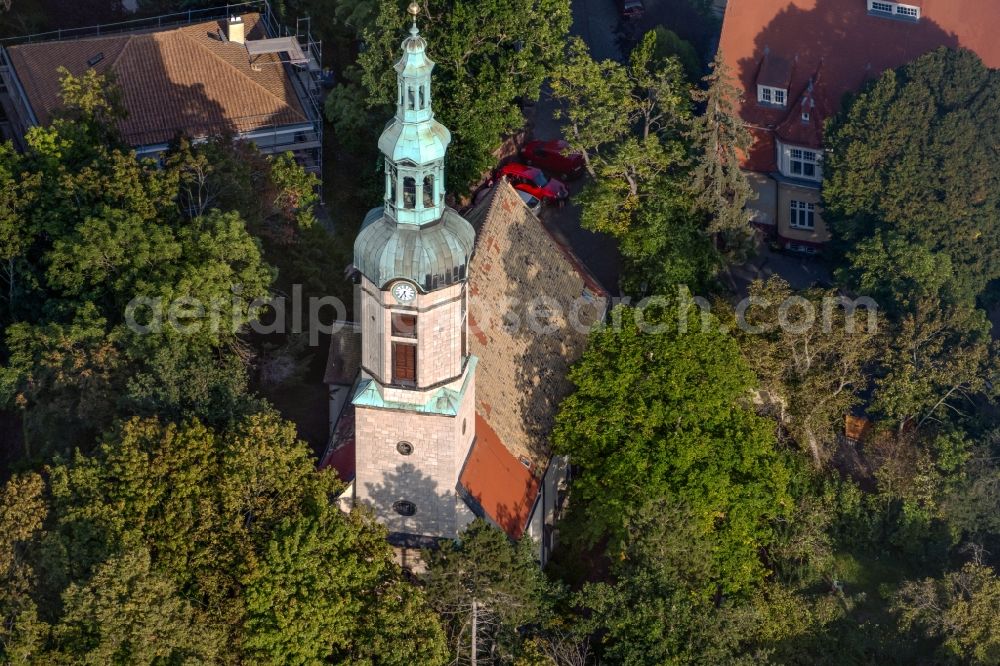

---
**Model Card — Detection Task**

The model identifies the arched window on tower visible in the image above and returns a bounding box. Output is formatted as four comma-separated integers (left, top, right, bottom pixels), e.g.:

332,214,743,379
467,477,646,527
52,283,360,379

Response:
423,174,434,208
403,177,416,208
419,85,425,109
407,86,415,110
397,82,403,106
387,165,397,207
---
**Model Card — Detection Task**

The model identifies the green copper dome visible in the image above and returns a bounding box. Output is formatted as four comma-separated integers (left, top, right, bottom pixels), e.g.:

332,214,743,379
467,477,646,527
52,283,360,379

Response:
354,206,475,292
353,7,475,292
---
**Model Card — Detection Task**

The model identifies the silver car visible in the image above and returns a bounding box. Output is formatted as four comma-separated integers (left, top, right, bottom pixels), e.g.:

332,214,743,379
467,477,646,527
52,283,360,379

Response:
516,189,543,217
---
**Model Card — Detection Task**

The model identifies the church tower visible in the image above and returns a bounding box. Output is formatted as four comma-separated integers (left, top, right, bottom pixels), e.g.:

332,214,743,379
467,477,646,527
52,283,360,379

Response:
351,3,477,541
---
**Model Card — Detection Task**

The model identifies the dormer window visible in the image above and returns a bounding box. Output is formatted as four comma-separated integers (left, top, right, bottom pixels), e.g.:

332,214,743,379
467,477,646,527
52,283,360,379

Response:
868,0,920,20
758,85,786,107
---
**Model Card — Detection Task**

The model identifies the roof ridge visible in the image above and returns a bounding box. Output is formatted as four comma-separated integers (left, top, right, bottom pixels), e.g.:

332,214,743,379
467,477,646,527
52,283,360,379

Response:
173,28,306,123
104,34,135,72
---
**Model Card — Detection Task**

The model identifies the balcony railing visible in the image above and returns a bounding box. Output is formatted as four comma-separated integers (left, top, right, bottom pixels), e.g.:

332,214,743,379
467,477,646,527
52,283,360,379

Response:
0,2,275,46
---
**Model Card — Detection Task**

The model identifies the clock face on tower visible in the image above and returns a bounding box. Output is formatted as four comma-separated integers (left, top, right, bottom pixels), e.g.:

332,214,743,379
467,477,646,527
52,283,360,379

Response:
391,281,417,304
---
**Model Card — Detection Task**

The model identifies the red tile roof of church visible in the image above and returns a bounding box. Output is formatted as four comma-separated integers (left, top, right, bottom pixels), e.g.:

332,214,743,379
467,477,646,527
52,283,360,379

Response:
719,0,1000,172
466,182,608,469
319,404,355,483
458,414,539,539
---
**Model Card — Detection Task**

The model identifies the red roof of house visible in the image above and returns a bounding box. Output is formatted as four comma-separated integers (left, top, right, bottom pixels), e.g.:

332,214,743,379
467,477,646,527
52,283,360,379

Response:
719,0,1000,171
458,414,540,539
6,13,307,147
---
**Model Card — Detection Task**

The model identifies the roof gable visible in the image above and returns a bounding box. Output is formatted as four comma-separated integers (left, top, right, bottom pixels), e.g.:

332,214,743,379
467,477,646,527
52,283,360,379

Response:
720,0,1000,170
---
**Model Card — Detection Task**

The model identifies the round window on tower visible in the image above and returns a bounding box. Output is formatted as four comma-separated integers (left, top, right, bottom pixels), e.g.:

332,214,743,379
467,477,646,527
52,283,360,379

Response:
396,441,414,456
393,500,417,516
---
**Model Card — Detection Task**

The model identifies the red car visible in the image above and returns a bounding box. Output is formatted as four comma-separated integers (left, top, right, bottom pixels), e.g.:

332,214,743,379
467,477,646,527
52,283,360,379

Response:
520,139,585,180
617,0,644,18
496,163,568,204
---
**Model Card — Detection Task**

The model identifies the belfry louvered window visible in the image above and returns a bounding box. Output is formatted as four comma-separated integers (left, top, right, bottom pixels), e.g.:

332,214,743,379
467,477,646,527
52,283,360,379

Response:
423,174,435,207
403,177,416,208
393,343,417,385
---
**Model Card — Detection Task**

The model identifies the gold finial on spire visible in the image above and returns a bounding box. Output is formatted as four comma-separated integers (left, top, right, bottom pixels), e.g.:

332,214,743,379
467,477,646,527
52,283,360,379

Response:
407,2,421,25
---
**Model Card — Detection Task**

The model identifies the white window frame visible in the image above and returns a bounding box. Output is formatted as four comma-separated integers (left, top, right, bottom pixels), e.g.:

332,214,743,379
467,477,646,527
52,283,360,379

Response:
789,200,816,230
867,0,920,20
778,142,823,181
788,242,818,255
757,85,787,107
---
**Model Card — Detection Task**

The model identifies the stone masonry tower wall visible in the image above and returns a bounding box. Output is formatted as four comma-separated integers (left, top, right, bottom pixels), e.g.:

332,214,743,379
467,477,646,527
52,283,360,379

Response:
350,3,477,541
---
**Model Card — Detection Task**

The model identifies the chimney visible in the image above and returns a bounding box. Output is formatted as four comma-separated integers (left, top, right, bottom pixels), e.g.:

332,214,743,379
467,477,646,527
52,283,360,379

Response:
228,15,245,44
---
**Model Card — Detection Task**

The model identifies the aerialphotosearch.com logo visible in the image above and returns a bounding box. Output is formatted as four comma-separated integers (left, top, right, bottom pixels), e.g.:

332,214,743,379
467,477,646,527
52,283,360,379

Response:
124,284,879,344
125,284,349,347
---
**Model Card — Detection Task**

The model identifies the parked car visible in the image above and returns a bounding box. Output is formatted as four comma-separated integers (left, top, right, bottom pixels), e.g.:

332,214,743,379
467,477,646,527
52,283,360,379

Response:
516,189,543,216
617,0,645,18
496,163,569,204
520,139,585,180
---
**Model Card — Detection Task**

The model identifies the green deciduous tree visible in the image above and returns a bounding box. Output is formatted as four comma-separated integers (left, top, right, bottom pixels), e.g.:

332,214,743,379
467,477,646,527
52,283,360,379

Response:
332,0,571,191
550,36,635,178
0,413,448,664
872,296,996,431
728,277,880,465
0,70,308,457
553,303,792,595
51,547,225,664
893,562,1000,665
551,33,720,295
0,473,49,663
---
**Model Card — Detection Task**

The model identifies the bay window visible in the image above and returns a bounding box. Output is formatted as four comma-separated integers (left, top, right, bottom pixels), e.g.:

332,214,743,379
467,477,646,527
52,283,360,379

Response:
778,142,823,181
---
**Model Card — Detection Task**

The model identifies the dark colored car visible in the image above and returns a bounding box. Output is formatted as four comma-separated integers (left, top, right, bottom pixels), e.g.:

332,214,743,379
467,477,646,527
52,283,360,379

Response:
520,139,586,180
617,0,645,18
496,163,569,204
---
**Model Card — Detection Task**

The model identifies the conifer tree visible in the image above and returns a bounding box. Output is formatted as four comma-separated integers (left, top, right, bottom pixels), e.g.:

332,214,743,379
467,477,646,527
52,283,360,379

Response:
688,51,755,235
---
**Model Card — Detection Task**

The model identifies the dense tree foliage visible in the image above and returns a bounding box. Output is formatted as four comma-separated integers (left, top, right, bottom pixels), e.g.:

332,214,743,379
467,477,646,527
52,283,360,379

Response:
689,51,755,236
552,32,755,295
727,277,880,465
824,47,1000,310
0,414,449,663
0,70,331,459
327,0,571,192
424,519,557,664
553,303,792,595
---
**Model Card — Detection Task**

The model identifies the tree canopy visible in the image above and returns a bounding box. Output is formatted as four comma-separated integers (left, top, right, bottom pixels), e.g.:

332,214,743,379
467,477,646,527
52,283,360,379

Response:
553,302,792,595
824,47,1000,310
0,414,449,664
0,70,331,459
327,0,571,192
